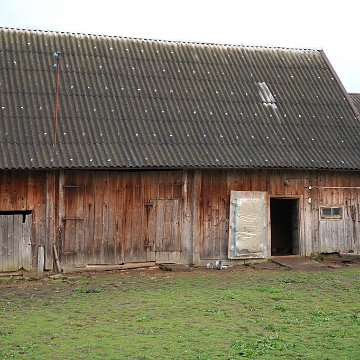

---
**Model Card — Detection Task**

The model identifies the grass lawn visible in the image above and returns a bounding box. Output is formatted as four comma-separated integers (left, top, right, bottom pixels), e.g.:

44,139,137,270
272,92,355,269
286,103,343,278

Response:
1,265,360,359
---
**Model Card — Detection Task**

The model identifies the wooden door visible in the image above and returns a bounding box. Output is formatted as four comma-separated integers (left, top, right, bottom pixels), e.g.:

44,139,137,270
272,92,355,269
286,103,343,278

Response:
147,199,181,262
62,186,85,267
0,213,31,272
228,191,268,259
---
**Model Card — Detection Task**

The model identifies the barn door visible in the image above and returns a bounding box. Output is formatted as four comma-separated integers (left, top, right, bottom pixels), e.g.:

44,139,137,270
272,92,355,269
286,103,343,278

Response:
62,186,85,267
0,213,31,272
146,199,181,262
228,191,268,259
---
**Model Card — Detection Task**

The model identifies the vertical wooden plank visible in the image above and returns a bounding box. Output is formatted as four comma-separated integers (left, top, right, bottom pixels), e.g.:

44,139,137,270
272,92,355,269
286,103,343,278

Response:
11,171,26,210
158,172,167,200
145,171,159,262
106,172,117,264
147,199,156,261
113,172,122,264
117,172,126,264
45,170,56,270
134,172,145,262
227,169,238,192
26,173,36,269
201,170,212,259
211,171,219,258
4,215,12,270
355,190,360,253
101,172,111,264
94,171,104,263
191,170,202,264
298,194,306,256
1,215,10,271
310,171,319,253
1,172,10,209
58,170,65,265
75,173,85,266
155,199,165,261
219,170,229,258
36,171,47,266
123,173,132,263
128,173,138,262
164,200,172,252
165,172,173,199
83,171,95,264
171,199,180,252
12,214,21,271
36,245,44,277
0,215,4,271
175,199,181,261
211,170,220,258
21,214,32,270
180,170,192,262
130,173,141,262
123,172,145,263
172,171,183,199
301,170,312,256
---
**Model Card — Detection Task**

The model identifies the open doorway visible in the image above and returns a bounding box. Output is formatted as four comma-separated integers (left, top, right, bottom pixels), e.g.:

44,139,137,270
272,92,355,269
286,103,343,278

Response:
270,198,299,255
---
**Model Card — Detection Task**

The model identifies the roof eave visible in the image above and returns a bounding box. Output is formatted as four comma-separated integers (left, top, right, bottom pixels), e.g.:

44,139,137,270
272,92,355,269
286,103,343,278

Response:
319,50,360,122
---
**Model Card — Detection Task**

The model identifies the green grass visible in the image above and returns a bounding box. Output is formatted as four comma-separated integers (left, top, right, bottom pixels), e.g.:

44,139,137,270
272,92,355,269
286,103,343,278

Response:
1,267,360,359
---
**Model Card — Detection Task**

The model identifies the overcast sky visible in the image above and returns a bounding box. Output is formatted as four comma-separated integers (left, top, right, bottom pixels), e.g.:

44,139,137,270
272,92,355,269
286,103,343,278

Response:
1,0,359,92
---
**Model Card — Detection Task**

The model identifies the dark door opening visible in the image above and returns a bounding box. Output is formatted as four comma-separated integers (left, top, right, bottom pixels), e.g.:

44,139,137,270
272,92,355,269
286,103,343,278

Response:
270,199,299,255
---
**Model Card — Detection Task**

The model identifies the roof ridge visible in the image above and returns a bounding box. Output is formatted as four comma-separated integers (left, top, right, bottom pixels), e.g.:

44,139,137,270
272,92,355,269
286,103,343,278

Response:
0,26,322,52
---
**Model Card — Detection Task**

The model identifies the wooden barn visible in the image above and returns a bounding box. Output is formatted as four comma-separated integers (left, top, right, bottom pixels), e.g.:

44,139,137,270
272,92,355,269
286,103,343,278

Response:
1,27,360,273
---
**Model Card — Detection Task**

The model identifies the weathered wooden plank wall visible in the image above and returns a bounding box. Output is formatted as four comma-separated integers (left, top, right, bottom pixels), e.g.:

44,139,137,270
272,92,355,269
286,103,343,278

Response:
59,170,183,268
0,170,52,271
0,168,359,271
195,169,360,259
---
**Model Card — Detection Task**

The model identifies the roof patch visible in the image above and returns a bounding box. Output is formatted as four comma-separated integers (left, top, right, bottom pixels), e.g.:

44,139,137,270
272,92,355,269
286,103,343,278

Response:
256,82,276,105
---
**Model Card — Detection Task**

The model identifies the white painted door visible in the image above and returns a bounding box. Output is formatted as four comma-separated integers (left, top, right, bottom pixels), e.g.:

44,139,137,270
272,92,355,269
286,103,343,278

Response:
228,191,268,259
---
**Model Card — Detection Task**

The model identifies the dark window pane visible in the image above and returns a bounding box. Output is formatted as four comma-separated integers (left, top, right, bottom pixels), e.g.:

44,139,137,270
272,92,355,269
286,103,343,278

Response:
322,208,332,216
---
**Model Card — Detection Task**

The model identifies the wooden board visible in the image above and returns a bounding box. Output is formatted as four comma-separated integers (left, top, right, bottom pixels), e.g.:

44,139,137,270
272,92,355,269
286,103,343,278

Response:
0,213,31,272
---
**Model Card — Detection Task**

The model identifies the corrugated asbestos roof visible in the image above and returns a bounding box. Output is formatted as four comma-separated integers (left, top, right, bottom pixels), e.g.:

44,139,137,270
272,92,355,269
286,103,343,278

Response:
350,93,360,113
0,27,359,170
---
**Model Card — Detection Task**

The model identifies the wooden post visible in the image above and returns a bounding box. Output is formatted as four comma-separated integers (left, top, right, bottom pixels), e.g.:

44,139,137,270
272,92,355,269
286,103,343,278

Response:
53,243,62,273
36,245,45,278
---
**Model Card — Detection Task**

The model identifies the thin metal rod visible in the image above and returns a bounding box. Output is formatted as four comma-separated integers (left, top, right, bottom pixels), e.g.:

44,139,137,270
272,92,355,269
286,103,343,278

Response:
53,53,61,146
305,186,360,189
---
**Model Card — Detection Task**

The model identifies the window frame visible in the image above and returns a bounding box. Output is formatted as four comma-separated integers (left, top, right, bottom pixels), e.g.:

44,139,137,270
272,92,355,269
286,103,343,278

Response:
319,206,343,220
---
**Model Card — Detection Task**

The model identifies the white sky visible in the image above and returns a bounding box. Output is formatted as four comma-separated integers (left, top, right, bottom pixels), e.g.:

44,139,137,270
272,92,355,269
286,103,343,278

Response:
0,0,359,92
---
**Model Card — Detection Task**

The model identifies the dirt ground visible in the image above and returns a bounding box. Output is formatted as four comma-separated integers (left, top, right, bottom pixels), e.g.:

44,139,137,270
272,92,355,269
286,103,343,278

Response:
1,255,360,294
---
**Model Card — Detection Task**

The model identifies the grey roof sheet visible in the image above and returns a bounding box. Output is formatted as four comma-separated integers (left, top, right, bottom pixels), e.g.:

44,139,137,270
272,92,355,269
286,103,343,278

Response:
350,93,360,113
1,27,360,170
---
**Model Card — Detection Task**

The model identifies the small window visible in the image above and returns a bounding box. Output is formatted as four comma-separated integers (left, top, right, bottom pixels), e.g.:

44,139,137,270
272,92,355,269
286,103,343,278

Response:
320,207,343,220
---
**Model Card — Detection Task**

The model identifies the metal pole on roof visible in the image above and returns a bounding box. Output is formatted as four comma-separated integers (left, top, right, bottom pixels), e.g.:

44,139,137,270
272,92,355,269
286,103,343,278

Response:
53,52,61,146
